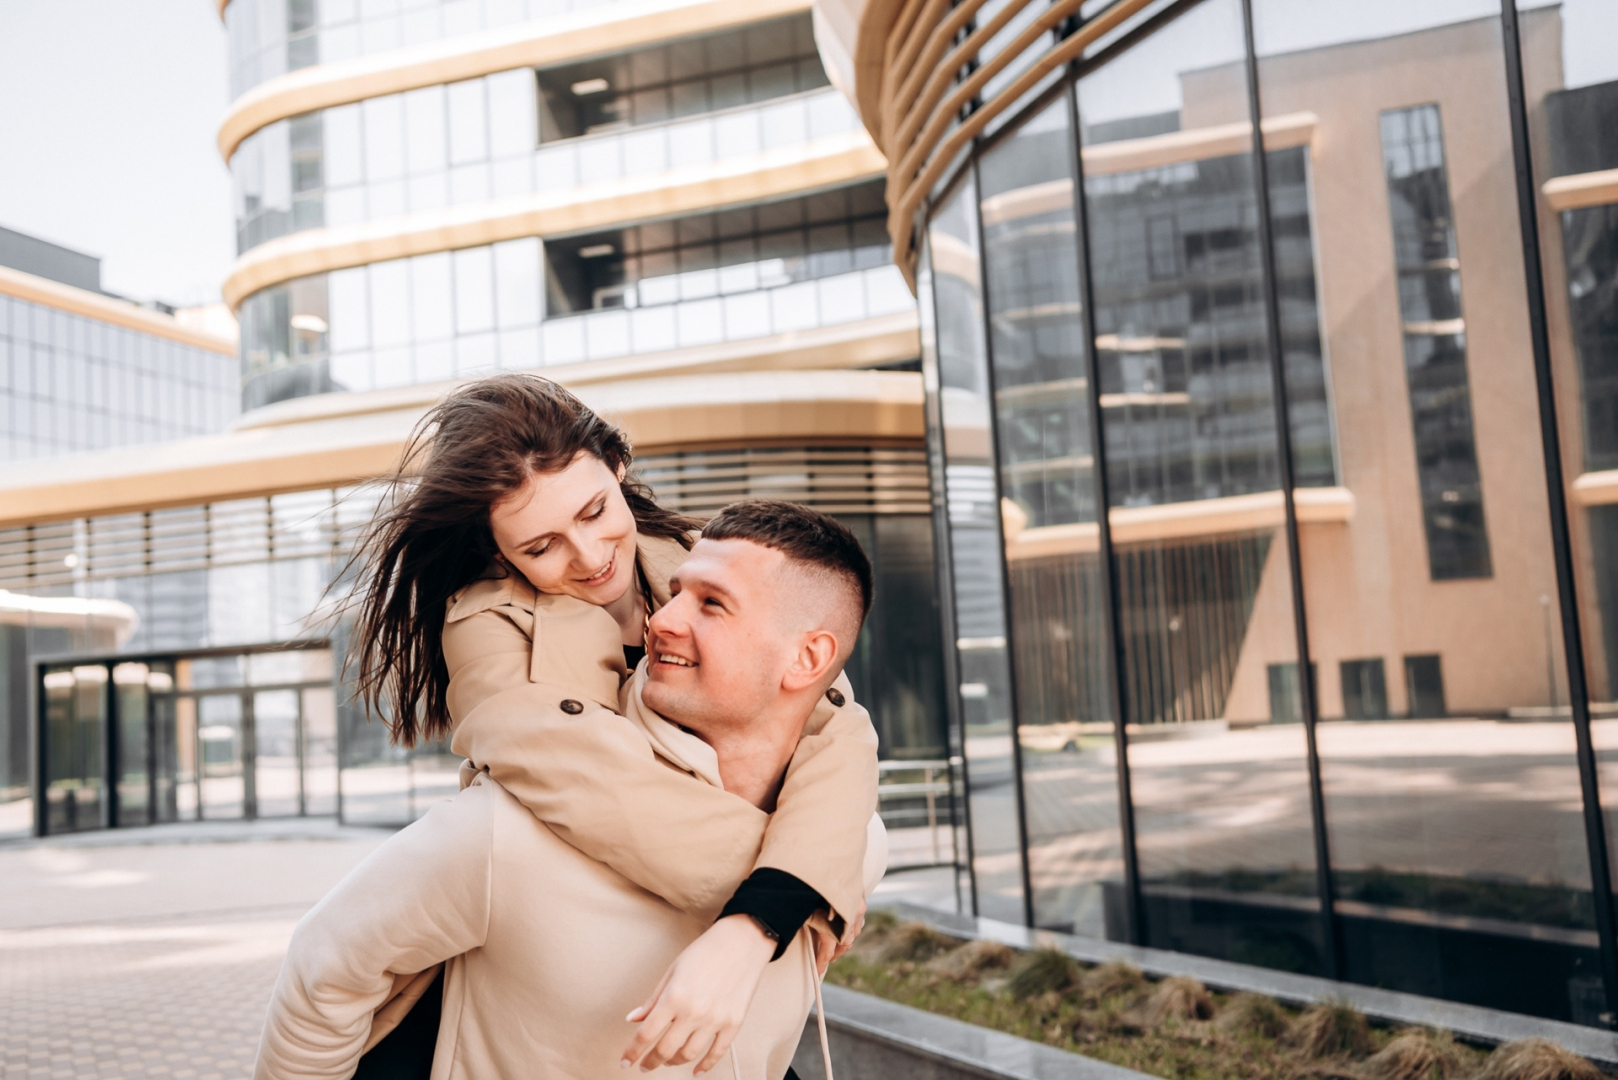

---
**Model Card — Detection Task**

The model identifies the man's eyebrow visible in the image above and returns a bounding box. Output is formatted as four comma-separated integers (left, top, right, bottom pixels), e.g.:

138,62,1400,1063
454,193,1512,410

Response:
681,573,737,606
514,489,608,550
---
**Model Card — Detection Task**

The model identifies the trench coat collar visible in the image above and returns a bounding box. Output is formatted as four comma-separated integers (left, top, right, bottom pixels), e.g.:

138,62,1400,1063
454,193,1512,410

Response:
443,532,696,713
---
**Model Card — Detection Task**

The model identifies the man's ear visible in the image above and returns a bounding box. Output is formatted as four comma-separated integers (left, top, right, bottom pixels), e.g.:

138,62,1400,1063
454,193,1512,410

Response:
781,629,840,693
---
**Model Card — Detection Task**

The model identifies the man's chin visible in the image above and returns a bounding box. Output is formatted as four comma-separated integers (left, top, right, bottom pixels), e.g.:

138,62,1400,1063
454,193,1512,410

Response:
641,681,691,724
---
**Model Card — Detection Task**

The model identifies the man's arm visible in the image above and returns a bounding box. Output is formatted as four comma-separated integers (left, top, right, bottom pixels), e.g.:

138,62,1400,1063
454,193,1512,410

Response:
254,784,494,1080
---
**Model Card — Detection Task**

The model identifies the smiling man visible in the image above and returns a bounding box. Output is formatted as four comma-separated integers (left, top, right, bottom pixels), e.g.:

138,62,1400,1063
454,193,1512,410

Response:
254,501,884,1080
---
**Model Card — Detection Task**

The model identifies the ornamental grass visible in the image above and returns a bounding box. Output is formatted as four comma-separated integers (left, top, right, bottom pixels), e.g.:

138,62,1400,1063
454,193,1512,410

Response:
825,917,1603,1080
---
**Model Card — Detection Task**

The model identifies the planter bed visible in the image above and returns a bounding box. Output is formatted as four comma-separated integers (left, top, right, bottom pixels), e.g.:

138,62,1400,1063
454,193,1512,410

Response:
824,911,1607,1080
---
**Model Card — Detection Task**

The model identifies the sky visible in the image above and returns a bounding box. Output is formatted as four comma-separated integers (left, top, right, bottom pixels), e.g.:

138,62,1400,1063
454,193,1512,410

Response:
0,1,234,306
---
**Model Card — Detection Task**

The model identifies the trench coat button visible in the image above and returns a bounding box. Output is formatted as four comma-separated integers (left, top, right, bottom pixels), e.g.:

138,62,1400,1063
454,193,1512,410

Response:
825,688,845,707
559,699,584,715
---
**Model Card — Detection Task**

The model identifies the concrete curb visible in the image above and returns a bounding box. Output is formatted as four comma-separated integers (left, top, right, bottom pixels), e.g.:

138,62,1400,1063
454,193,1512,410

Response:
883,901,1618,1068
793,985,1156,1080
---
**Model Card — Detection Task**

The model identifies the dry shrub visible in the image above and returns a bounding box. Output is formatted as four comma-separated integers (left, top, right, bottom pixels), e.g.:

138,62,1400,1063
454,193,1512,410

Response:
1285,1001,1373,1060
1292,1067,1361,1080
1007,948,1083,1000
1132,976,1214,1026
878,922,959,964
1359,1030,1468,1080
1475,1038,1604,1080
862,908,900,938
1084,961,1146,999
927,939,1014,982
1215,993,1290,1039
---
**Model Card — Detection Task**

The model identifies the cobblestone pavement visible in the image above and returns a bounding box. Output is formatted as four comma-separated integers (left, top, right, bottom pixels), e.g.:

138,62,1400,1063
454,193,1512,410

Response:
0,822,389,1079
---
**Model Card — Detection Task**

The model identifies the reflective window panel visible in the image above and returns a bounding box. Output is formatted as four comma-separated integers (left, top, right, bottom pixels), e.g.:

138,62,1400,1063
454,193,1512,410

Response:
977,95,1126,937
0,294,238,464
535,14,827,141
545,181,890,314
225,0,639,99
1515,0,1618,975
923,171,1029,923
1076,0,1325,974
1255,0,1598,1021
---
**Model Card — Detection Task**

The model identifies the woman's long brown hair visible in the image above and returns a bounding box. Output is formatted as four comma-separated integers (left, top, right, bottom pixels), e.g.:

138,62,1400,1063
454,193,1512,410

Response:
345,373,698,747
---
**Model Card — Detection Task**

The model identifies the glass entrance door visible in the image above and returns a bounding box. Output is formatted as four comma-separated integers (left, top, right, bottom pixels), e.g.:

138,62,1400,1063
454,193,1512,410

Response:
38,644,337,834
196,693,246,820
40,665,108,834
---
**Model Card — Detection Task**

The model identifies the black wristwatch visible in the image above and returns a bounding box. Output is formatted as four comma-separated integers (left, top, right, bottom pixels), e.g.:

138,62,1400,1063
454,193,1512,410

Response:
748,914,782,945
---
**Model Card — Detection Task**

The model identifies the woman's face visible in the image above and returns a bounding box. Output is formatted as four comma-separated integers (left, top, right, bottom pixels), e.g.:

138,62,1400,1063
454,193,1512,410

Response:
488,453,639,607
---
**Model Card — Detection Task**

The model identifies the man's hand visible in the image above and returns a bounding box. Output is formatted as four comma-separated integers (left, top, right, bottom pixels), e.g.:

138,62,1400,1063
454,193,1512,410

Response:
621,914,776,1074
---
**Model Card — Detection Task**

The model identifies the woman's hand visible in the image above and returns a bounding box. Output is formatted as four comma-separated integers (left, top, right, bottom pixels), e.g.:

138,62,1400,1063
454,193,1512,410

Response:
620,914,776,1074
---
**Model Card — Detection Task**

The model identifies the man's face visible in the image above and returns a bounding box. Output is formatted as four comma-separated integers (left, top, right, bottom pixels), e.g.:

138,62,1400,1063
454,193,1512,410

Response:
641,539,790,732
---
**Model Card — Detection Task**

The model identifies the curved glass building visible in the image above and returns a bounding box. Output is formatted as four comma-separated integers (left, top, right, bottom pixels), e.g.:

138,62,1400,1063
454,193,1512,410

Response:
817,0,1618,1028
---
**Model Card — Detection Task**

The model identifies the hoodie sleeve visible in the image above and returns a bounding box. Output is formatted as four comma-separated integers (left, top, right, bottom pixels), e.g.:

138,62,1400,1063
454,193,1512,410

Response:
252,784,494,1080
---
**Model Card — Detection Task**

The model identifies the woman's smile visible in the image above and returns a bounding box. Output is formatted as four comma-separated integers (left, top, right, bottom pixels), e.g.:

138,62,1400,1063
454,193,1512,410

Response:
579,551,617,588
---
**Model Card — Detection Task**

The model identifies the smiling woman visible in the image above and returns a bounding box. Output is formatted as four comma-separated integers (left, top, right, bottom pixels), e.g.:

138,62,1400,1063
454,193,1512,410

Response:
486,451,647,646
347,371,697,746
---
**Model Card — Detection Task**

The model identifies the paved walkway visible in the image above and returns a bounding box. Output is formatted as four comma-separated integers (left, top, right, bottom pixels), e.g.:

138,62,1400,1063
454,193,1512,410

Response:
0,818,965,1078
0,821,390,1079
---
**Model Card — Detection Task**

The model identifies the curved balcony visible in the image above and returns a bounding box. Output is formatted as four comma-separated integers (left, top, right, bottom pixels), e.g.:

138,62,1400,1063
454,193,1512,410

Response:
232,85,864,255
223,0,634,100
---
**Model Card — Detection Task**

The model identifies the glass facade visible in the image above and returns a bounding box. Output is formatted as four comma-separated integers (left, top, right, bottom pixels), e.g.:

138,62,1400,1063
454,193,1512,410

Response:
0,293,238,462
231,9,864,260
225,0,634,98
1,449,947,842
232,84,864,254
916,0,1618,1026
237,211,911,409
545,181,890,314
535,14,827,141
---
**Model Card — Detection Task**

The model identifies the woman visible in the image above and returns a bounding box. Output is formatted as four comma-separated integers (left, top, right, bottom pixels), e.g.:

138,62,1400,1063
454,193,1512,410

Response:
344,374,880,1076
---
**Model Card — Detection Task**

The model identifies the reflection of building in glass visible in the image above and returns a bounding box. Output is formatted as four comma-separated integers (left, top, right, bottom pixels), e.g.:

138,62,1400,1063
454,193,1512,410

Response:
0,2,947,847
821,0,1618,1028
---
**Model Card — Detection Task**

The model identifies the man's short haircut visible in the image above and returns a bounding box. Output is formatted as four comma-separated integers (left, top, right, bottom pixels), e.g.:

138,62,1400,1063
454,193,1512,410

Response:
700,500,873,625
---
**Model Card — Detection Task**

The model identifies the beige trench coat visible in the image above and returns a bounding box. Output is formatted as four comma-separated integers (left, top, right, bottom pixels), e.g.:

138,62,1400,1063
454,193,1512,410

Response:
439,533,881,931
254,671,888,1080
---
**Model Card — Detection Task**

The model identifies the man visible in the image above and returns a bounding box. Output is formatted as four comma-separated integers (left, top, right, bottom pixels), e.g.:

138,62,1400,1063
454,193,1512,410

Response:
254,502,884,1079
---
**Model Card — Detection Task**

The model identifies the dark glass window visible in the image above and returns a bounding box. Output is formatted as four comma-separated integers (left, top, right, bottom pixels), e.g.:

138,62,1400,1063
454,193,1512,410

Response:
1339,658,1388,720
1084,144,1334,508
1380,104,1490,580
544,181,889,315
535,14,828,142
1403,654,1445,719
1562,204,1618,471
979,98,1125,936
